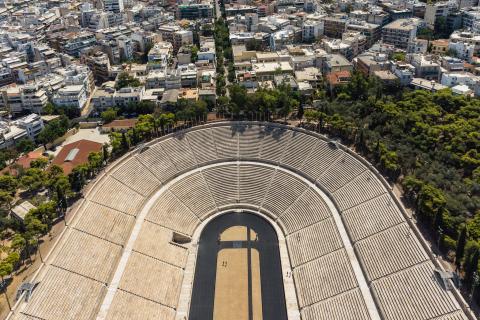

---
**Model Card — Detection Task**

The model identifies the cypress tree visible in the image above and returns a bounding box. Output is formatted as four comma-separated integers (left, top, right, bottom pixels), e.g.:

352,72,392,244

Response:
456,226,467,268
121,132,129,151
465,248,480,290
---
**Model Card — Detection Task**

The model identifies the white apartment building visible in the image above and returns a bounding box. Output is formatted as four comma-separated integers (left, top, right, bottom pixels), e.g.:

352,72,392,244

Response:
147,41,173,67
145,69,167,89
424,1,457,28
104,0,124,13
391,61,415,85
93,80,143,111
450,30,480,55
0,121,28,149
0,113,44,149
2,85,49,115
113,87,143,107
53,85,88,110
448,41,475,61
197,41,216,63
117,36,134,61
408,54,441,80
57,64,95,96
441,72,480,88
91,87,115,111
302,20,324,42
13,113,44,139
178,63,198,88
462,8,480,30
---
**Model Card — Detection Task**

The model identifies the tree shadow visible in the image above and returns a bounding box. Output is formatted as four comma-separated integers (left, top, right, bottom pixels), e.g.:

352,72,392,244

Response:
229,123,247,136
261,124,289,142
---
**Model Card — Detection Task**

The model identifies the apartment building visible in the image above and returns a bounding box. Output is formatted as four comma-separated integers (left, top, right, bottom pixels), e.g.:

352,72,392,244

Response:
0,114,43,149
450,30,480,55
147,41,173,67
57,64,95,96
92,86,144,110
2,85,48,115
14,113,44,139
177,3,213,20
322,54,353,74
322,16,347,38
431,39,449,55
62,32,97,57
53,85,88,110
408,54,441,80
80,49,112,83
424,1,457,28
381,18,425,51
104,0,124,13
158,25,193,52
347,20,381,48
302,20,324,42
441,71,480,88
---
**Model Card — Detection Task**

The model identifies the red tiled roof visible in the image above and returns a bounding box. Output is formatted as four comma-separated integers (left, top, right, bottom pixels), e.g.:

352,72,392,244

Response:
51,139,103,175
102,119,138,129
1,151,47,176
326,70,351,86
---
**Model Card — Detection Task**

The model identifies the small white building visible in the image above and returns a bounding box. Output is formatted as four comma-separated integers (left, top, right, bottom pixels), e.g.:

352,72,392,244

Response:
11,201,36,222
452,84,473,95
441,72,480,88
197,41,216,63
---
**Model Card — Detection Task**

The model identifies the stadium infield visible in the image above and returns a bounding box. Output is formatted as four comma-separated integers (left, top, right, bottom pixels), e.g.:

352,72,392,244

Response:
189,212,287,320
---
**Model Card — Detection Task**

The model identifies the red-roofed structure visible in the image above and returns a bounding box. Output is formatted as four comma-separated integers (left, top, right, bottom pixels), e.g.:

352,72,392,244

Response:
1,150,47,176
51,140,103,175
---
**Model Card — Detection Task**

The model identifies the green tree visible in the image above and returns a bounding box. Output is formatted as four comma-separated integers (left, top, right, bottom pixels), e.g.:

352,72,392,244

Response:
20,168,45,193
102,144,110,164
417,184,446,221
16,139,35,153
10,234,26,253
121,132,130,151
101,108,117,124
392,52,406,62
36,116,69,148
56,184,67,214
456,225,467,268
191,45,199,62
27,201,57,229
155,113,175,135
69,164,89,191
115,72,141,90
297,104,304,120
229,84,248,116
0,175,18,195
0,191,13,211
30,158,48,169
87,152,103,174
24,215,47,238
134,115,155,141
0,260,12,308
465,248,480,289
42,102,55,115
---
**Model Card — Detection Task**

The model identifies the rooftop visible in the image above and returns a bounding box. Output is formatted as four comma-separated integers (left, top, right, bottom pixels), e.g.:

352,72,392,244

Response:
51,139,103,174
